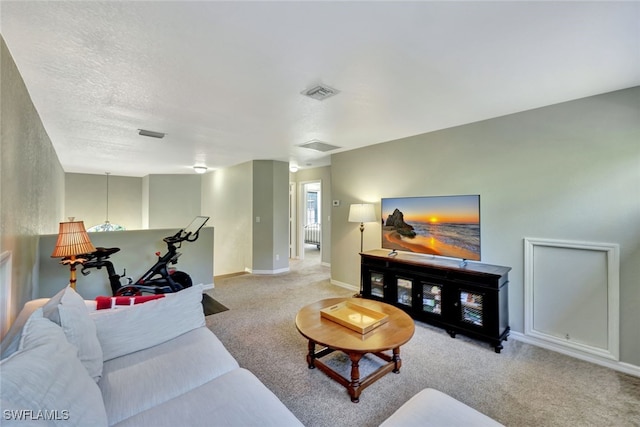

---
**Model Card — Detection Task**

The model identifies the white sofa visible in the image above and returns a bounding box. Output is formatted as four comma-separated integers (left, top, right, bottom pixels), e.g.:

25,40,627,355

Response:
380,388,503,427
1,284,501,427
0,285,303,427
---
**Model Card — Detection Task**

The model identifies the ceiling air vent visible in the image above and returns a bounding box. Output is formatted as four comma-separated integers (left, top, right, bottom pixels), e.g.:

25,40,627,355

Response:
298,140,341,152
301,84,339,101
138,129,165,139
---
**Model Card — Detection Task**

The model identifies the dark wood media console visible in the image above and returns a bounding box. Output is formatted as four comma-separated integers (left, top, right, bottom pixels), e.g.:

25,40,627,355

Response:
360,249,511,353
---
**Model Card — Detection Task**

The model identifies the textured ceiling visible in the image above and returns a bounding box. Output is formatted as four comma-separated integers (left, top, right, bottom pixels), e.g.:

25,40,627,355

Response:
2,1,639,177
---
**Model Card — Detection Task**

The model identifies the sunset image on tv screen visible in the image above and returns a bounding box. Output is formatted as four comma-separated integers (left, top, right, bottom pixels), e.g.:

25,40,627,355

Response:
381,195,480,261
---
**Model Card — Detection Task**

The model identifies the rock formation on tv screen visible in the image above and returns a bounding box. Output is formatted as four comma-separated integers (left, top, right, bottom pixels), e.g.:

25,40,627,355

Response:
384,209,416,238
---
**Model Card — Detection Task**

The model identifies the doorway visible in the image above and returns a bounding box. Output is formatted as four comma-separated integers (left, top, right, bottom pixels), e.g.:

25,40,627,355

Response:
298,181,321,264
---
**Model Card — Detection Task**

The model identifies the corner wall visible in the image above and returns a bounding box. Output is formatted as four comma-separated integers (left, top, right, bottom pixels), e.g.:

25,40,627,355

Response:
201,161,253,276
252,160,289,273
330,87,640,366
0,37,65,335
65,173,143,230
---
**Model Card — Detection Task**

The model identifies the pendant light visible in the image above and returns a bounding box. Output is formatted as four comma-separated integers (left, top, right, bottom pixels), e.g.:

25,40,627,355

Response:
88,172,125,232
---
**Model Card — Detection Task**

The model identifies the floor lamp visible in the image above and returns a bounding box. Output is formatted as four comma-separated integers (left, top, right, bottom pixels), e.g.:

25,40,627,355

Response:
51,219,96,290
348,203,376,297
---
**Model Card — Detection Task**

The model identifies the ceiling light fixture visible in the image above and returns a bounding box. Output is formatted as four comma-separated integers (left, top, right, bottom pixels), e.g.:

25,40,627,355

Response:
87,173,125,232
193,166,208,174
289,165,299,173
138,129,165,139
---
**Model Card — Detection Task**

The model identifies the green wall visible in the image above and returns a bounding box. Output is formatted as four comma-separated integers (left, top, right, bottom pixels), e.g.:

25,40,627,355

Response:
330,87,640,366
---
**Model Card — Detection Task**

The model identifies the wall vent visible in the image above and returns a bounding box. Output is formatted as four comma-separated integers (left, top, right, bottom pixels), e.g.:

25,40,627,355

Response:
138,129,165,139
301,84,339,101
298,140,341,152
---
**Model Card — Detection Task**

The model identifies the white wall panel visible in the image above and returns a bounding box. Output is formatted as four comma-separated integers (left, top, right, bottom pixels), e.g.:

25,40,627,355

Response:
524,238,619,361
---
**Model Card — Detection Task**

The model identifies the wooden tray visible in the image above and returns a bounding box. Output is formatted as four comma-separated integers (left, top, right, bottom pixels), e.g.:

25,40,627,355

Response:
320,300,389,334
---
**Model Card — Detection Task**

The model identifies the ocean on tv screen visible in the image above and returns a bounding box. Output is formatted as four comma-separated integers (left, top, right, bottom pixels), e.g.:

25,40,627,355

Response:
381,195,481,261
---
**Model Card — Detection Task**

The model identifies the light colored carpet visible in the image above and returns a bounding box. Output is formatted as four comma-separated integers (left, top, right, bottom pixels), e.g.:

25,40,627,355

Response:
205,254,640,427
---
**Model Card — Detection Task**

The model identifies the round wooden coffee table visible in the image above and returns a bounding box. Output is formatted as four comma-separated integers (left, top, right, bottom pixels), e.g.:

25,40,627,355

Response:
295,297,415,402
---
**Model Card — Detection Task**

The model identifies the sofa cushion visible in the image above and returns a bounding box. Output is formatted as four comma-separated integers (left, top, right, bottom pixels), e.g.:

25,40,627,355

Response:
0,298,49,360
0,309,108,427
99,327,239,425
90,284,205,361
379,388,503,427
112,368,303,427
42,285,104,381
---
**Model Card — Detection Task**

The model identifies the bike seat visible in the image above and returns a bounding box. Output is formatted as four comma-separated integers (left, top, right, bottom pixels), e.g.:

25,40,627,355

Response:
93,247,120,257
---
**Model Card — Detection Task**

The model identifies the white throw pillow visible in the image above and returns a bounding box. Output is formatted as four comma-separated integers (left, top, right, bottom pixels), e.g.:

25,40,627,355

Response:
42,286,104,381
0,309,108,427
90,284,205,361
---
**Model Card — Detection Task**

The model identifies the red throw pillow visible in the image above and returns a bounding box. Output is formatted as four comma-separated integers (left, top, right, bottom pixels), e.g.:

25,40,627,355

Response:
95,295,165,310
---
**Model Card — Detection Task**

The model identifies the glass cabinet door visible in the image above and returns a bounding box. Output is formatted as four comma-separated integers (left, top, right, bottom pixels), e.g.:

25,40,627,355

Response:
396,277,413,307
459,290,484,327
370,272,385,298
421,283,442,316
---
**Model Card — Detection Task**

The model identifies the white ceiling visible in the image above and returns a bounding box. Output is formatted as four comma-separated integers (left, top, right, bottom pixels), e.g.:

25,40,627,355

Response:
2,1,639,177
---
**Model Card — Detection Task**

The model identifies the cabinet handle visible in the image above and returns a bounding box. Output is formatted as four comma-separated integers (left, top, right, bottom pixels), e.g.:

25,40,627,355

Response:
454,301,459,307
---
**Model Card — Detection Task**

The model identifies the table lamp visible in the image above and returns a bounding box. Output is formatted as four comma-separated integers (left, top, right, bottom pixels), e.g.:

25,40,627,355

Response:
51,219,96,290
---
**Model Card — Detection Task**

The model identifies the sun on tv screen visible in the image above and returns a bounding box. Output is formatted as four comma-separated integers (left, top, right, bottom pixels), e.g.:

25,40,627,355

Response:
381,195,481,261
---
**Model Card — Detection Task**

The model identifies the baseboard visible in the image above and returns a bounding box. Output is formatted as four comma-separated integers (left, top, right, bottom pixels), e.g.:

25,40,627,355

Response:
321,261,331,267
201,283,214,290
250,267,290,275
330,278,358,292
213,272,248,280
510,331,640,378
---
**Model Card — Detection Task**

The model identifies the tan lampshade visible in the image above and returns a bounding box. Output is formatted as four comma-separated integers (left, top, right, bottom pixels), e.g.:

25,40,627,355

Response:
348,204,376,223
51,221,96,258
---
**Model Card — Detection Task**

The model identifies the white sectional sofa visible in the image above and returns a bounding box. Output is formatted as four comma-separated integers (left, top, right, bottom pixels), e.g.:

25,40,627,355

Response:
380,388,503,427
0,285,303,426
1,283,501,427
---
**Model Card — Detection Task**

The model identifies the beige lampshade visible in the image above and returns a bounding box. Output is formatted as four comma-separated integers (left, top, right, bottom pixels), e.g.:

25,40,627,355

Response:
348,204,376,223
51,220,96,258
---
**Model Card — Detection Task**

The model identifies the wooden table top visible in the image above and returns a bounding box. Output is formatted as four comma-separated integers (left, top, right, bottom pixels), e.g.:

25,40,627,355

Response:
295,298,415,353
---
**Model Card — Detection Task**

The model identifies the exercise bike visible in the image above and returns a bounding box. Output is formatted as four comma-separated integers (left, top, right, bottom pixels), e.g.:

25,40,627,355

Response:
79,216,209,296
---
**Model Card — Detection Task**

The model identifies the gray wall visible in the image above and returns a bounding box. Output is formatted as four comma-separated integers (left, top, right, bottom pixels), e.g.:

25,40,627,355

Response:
65,173,201,232
252,160,289,273
0,37,65,335
330,87,640,365
201,161,253,276
147,174,201,229
65,173,143,230
38,227,213,299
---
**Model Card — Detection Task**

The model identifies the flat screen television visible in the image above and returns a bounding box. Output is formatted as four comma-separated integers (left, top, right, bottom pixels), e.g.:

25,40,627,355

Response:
381,195,481,261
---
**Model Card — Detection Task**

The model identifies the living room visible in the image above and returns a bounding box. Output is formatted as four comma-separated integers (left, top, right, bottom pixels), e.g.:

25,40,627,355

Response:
1,1,639,425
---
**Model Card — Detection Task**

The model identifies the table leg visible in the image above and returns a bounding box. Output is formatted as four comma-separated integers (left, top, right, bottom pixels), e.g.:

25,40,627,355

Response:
392,347,402,373
307,340,316,369
348,353,364,403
